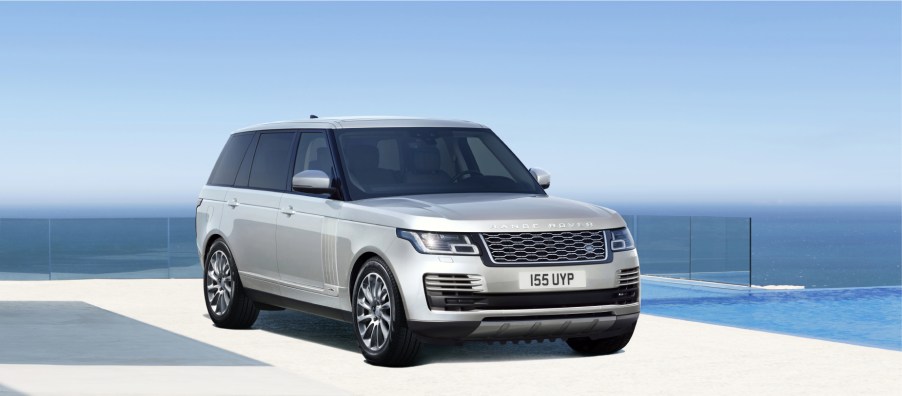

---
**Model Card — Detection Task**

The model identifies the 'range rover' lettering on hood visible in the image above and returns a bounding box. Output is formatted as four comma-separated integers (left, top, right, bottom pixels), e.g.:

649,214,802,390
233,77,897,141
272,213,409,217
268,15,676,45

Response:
489,222,594,230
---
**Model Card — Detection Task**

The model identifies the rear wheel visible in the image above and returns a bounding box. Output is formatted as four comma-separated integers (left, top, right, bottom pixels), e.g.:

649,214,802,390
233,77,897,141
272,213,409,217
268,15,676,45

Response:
204,239,259,329
352,257,421,367
566,324,636,356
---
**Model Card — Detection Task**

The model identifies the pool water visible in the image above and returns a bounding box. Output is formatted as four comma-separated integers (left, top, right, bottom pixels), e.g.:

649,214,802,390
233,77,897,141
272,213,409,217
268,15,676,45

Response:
641,278,902,351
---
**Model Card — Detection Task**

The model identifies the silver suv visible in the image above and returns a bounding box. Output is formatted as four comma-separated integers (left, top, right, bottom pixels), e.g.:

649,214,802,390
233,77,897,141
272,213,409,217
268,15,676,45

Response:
196,117,639,366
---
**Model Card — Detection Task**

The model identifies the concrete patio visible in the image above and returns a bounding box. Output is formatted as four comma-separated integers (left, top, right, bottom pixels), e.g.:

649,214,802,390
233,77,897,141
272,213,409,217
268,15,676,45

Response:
1,279,899,395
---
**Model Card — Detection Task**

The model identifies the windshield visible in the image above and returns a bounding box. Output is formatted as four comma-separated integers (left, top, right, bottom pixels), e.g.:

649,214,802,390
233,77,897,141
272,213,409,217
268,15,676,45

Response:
334,128,545,200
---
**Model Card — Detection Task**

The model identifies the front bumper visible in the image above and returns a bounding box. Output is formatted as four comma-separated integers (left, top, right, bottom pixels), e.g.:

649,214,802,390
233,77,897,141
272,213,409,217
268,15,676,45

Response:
384,238,641,342
409,312,639,342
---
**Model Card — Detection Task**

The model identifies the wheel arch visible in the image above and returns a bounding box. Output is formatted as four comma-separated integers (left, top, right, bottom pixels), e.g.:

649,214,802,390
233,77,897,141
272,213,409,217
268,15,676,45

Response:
202,233,226,265
347,249,409,317
200,233,223,263
349,251,380,295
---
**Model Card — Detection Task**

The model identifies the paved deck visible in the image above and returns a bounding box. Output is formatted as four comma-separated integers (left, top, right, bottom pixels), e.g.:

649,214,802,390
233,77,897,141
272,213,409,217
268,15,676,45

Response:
0,279,899,395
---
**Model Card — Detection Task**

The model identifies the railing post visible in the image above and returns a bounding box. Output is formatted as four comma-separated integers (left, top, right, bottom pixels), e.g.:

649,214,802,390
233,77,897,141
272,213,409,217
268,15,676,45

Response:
689,216,692,280
47,218,52,280
748,217,753,287
167,217,172,279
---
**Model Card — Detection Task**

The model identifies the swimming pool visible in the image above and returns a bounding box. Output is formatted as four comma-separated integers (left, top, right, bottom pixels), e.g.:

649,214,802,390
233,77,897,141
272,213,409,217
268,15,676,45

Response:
641,277,902,351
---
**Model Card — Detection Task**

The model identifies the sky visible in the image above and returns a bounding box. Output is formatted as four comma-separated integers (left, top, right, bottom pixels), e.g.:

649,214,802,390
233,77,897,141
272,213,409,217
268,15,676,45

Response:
0,1,899,214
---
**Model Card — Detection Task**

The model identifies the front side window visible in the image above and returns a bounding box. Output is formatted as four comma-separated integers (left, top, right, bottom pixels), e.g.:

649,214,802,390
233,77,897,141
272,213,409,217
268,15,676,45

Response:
247,132,295,190
292,132,334,179
334,128,544,200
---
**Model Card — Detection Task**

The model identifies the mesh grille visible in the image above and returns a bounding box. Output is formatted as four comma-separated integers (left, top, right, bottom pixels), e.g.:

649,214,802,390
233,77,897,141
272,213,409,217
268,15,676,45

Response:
480,230,607,264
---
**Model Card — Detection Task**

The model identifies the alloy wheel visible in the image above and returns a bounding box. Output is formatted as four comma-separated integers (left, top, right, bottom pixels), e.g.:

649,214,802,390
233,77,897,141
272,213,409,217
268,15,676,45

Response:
355,272,392,351
206,250,234,316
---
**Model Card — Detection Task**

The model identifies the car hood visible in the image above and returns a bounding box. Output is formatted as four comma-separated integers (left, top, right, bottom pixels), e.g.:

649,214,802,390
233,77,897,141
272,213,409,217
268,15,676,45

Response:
343,193,625,232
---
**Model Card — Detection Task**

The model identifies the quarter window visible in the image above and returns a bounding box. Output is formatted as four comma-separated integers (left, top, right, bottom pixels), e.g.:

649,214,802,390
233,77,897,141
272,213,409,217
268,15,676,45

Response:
207,133,254,186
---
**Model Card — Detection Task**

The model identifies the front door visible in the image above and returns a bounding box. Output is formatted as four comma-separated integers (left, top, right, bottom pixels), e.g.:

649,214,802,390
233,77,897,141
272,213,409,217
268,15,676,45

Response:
277,131,342,297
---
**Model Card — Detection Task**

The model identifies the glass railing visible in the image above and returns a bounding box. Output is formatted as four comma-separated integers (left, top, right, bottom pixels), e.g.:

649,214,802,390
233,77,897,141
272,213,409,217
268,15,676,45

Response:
623,215,752,286
0,216,752,285
0,218,200,280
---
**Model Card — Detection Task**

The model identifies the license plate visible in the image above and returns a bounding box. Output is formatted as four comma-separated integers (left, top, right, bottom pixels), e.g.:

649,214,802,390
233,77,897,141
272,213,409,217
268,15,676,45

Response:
519,271,586,290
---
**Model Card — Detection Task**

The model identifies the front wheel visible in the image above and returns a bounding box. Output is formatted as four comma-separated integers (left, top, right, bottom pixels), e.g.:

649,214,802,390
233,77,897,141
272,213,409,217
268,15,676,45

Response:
566,323,636,356
351,257,421,367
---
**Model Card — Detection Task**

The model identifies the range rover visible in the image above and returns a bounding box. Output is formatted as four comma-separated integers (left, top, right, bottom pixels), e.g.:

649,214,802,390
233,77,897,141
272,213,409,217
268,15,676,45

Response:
196,116,640,366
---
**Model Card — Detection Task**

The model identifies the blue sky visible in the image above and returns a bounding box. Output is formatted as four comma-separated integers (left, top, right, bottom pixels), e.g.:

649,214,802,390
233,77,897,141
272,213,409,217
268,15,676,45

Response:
0,1,899,211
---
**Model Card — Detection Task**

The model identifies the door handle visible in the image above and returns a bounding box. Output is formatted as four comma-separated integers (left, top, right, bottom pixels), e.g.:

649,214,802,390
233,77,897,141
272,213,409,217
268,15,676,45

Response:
228,198,239,208
281,206,296,216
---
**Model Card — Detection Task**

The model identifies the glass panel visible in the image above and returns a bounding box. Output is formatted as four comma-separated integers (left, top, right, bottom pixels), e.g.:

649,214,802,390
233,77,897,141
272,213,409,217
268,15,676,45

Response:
50,219,169,279
749,210,900,288
248,132,295,190
634,216,690,279
168,218,201,279
690,217,751,285
335,128,544,200
293,132,334,179
467,137,510,177
623,215,637,235
0,219,50,280
725,217,752,285
208,133,254,186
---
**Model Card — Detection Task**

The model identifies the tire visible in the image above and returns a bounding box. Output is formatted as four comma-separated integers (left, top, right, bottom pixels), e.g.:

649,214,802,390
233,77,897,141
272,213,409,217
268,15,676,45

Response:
565,323,636,356
204,239,259,329
351,257,421,367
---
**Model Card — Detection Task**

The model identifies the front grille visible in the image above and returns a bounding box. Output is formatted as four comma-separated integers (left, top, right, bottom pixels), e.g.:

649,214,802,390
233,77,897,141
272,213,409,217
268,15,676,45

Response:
619,267,640,286
480,230,607,264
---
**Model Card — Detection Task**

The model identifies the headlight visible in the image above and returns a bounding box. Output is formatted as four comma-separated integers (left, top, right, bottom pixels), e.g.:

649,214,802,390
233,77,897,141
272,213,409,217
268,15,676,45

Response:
397,230,480,255
610,227,635,251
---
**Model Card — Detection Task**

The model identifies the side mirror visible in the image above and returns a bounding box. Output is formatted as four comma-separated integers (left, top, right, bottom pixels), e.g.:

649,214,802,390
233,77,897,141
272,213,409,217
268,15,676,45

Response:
292,170,335,194
529,168,551,189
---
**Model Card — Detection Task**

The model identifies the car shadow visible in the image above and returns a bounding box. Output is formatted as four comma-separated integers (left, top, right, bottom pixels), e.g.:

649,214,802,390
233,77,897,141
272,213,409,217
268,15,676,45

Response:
253,310,360,353
250,309,615,365
416,341,603,365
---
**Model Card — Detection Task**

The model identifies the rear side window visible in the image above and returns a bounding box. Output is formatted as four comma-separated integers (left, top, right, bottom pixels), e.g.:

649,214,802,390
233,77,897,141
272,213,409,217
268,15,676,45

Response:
207,133,254,186
248,132,295,190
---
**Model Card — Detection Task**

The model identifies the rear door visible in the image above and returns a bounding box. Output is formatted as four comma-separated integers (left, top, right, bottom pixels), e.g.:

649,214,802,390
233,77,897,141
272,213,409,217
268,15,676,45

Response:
277,130,343,298
221,131,297,294
198,132,254,259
